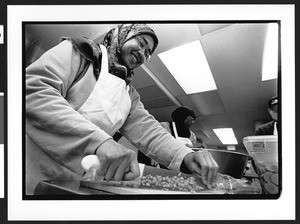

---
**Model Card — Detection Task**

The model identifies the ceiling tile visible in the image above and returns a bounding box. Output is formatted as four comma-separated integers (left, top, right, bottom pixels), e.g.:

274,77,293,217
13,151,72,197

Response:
191,91,226,116
149,23,201,54
198,24,234,36
136,85,167,101
142,96,176,110
219,83,260,113
131,66,156,88
171,95,199,115
202,24,268,89
178,91,225,116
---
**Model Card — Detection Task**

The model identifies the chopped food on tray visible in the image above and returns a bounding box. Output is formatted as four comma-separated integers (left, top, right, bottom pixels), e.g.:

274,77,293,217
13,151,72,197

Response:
121,173,205,193
118,172,261,194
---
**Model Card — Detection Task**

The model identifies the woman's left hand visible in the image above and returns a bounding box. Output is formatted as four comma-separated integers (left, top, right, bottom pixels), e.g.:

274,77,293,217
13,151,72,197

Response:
183,150,219,189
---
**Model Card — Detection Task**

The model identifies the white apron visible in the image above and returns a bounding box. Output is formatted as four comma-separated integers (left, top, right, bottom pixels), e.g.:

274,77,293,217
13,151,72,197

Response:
77,45,131,135
26,45,131,194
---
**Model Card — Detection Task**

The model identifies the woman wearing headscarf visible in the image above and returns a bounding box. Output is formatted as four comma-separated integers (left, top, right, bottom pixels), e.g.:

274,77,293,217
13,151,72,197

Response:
166,106,198,147
26,24,219,195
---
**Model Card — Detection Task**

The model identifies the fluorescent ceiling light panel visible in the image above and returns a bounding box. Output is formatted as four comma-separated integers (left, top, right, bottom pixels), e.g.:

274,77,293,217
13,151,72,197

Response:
219,137,238,145
213,128,238,145
213,128,235,138
158,40,217,94
227,145,236,151
262,23,279,81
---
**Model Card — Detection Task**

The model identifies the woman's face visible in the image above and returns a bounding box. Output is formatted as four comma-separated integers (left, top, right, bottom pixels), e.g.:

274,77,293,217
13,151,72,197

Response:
121,34,155,70
184,116,195,129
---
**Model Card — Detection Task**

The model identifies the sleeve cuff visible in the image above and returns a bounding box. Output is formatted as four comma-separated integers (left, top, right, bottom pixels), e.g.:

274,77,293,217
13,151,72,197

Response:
168,147,194,171
180,159,193,174
82,129,112,155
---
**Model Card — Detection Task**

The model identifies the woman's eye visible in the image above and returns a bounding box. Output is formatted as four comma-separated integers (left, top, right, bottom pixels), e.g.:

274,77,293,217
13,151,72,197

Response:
136,37,146,47
140,41,145,48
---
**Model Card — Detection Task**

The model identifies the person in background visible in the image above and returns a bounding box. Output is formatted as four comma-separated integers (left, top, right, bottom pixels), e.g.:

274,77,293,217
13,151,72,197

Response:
26,24,219,195
161,106,198,147
138,106,199,167
254,96,278,136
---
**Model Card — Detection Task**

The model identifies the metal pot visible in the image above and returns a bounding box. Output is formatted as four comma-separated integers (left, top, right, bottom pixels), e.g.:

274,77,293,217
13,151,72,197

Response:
192,148,250,179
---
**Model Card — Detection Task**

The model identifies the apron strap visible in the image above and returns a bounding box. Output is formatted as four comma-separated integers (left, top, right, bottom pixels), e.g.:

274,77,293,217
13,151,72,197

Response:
169,121,175,137
273,121,278,136
172,122,179,139
99,45,109,74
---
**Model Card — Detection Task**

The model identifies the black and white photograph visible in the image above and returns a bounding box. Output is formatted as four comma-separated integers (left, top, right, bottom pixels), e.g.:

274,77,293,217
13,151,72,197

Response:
5,4,296,222
24,22,280,198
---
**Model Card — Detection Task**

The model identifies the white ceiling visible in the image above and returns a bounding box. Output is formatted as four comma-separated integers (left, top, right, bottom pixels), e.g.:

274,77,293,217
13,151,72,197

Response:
25,22,278,152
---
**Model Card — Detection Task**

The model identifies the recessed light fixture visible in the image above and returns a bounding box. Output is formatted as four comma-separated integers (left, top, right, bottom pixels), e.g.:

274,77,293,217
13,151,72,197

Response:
227,145,236,151
213,128,238,145
261,23,279,81
158,40,217,94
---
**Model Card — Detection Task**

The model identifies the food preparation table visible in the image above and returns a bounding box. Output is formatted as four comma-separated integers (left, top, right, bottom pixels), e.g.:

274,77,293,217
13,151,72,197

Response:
33,165,261,196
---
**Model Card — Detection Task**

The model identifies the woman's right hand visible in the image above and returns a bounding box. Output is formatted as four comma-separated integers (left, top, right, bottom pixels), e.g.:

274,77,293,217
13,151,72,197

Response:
183,150,219,189
95,139,140,181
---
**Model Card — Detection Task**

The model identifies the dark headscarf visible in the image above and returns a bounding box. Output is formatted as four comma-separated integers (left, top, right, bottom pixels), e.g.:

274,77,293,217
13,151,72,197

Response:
171,106,196,138
101,24,159,85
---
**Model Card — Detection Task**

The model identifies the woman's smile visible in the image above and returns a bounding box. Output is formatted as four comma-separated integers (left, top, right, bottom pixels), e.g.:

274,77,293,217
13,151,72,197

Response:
130,52,141,64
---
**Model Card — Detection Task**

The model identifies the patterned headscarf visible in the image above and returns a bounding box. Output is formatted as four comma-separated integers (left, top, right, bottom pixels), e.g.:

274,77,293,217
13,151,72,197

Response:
101,24,159,85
